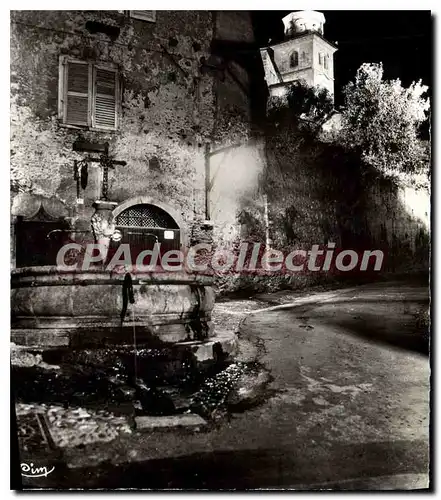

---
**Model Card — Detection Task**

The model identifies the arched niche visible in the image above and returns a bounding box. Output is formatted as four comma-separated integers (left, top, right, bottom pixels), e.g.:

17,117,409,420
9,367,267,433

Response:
290,50,299,68
11,193,69,220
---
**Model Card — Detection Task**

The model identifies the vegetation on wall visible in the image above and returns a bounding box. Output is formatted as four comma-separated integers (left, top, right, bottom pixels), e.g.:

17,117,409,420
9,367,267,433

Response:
338,63,430,183
267,81,334,136
261,80,343,251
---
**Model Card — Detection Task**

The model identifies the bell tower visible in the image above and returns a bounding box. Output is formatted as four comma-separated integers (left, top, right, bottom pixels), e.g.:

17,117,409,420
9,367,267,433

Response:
260,10,337,99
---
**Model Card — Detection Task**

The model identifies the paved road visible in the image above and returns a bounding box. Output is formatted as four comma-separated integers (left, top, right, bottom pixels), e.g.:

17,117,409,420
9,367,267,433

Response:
234,282,430,489
48,281,431,490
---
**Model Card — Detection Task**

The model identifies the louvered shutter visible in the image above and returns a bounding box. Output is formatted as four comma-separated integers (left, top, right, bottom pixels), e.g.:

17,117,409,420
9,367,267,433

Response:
93,67,117,129
65,62,90,126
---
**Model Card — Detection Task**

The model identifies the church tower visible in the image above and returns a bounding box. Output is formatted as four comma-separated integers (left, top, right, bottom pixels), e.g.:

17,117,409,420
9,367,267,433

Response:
260,10,337,100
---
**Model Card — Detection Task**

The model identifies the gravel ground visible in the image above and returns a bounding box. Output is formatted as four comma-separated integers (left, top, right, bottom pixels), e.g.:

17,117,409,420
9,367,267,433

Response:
211,299,264,333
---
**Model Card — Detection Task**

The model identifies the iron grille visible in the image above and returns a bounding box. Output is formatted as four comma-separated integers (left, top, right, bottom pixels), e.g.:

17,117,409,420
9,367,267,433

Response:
115,204,179,229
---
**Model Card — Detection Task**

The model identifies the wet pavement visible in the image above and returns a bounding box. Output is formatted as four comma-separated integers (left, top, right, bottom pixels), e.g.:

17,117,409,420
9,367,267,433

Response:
15,280,430,490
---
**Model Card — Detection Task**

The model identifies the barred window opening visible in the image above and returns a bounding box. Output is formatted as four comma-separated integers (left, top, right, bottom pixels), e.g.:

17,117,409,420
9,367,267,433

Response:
115,204,179,229
111,204,181,261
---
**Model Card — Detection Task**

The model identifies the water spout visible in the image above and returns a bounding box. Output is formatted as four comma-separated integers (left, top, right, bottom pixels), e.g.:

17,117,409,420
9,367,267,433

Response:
46,229,89,240
121,273,135,324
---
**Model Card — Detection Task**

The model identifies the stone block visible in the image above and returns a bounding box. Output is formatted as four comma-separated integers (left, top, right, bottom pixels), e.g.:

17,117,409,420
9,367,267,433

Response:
134,413,207,430
175,330,239,362
226,369,272,407
11,329,70,348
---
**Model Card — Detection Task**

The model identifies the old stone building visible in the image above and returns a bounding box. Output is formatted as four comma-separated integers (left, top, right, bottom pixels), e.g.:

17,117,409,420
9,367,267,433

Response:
10,10,265,265
10,10,265,346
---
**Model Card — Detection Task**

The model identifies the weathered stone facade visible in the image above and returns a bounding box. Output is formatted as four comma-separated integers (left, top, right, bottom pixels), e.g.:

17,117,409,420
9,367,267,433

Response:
10,10,264,346
10,10,262,257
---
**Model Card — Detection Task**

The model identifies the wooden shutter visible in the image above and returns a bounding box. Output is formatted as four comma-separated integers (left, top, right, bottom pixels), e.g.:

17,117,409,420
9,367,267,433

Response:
93,67,117,129
65,61,90,126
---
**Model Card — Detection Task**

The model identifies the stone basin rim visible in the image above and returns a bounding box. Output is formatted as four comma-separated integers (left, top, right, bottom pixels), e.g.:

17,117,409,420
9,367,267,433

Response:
11,266,214,285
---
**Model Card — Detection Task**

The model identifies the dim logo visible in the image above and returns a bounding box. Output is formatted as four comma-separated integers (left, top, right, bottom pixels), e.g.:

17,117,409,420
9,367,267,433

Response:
21,462,55,478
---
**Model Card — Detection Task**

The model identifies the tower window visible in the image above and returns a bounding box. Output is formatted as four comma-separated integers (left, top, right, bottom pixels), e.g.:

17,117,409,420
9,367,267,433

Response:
318,52,324,66
324,54,329,70
290,51,299,68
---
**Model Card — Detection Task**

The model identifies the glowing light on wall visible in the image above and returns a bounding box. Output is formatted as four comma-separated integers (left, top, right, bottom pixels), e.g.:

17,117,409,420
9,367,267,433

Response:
399,185,430,229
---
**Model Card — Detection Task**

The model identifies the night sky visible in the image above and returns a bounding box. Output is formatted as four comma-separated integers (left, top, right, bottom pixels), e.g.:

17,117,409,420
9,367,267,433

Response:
251,11,432,105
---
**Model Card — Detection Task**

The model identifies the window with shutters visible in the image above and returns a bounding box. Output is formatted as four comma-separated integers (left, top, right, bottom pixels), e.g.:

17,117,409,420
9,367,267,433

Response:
129,11,156,22
58,56,120,131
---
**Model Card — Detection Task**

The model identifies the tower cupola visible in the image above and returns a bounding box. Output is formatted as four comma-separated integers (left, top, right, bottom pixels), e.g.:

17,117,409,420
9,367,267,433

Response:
282,10,325,38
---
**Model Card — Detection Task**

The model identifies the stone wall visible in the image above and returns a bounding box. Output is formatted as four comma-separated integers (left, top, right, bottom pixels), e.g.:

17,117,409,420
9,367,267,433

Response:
259,122,430,282
209,140,266,244
312,35,335,95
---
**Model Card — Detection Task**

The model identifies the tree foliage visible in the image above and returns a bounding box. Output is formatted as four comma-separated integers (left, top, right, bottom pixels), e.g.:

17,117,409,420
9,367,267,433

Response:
339,63,430,178
267,80,334,135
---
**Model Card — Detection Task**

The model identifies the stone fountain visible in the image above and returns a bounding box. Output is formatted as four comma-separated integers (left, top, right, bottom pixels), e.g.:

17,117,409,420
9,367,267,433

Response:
11,158,236,365
11,200,225,354
11,148,239,424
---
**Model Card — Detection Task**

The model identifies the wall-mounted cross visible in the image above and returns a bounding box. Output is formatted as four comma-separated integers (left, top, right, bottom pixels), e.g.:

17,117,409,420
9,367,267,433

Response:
80,153,126,200
91,153,127,200
72,141,126,200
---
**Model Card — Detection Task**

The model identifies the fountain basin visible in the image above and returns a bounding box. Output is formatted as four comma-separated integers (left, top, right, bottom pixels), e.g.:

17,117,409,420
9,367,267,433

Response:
11,266,215,348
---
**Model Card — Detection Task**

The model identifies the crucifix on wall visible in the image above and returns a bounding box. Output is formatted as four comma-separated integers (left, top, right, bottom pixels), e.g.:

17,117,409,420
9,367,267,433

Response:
73,141,126,201
93,153,127,200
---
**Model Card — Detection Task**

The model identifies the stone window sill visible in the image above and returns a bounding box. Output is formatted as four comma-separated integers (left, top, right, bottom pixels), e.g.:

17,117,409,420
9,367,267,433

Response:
58,122,118,134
